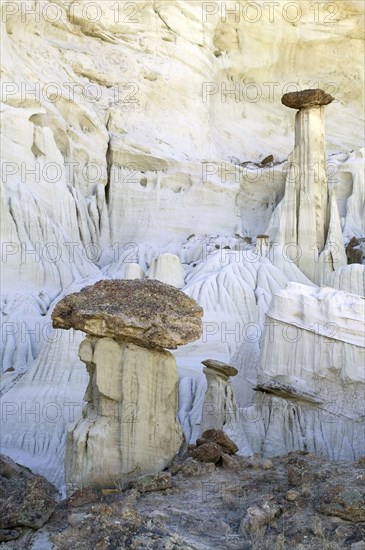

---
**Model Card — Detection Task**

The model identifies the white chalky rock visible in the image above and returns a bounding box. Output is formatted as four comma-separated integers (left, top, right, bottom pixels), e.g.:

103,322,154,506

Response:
200,360,253,456
245,283,365,460
123,263,145,280
66,338,182,492
148,253,185,288
326,264,365,297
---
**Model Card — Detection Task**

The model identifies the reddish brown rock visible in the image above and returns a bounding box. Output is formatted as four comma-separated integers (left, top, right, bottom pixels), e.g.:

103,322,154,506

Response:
201,429,238,455
190,442,222,464
52,279,203,350
346,237,363,264
281,88,334,109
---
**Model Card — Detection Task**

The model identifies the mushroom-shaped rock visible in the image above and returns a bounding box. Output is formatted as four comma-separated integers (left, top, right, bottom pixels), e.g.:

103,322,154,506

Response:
281,88,334,110
52,279,203,350
274,87,346,284
199,359,241,440
201,359,238,378
52,280,203,493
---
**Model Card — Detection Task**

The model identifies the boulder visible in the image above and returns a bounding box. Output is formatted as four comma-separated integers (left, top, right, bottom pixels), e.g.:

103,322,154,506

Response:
128,472,172,493
346,237,364,265
190,442,222,464
200,429,238,455
0,455,57,533
52,279,203,350
281,88,334,109
316,484,365,522
239,497,282,535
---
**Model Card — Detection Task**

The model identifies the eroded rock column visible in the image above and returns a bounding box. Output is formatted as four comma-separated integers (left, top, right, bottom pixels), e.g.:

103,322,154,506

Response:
199,359,239,434
65,338,181,491
199,359,253,456
278,89,346,283
52,279,203,492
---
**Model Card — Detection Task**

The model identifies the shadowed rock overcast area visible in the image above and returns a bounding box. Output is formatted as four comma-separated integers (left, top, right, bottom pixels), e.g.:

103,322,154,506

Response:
0,1,364,548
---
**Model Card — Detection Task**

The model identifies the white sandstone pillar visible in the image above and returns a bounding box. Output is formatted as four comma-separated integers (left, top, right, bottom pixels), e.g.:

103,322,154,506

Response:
278,89,346,283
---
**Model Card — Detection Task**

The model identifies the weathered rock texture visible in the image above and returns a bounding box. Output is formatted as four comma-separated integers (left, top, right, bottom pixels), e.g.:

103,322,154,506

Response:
148,253,185,288
241,283,365,460
66,337,182,492
270,89,347,284
199,360,237,433
11,452,365,550
0,455,57,541
281,88,334,109
199,429,238,455
1,0,364,490
326,264,365,296
52,279,203,350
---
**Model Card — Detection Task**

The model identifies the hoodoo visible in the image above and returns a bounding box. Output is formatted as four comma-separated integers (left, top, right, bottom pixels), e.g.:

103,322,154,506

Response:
52,279,203,492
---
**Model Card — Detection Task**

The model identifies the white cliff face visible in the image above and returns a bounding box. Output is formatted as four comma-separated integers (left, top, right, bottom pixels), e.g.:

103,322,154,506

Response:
326,264,365,296
239,284,365,460
1,0,364,485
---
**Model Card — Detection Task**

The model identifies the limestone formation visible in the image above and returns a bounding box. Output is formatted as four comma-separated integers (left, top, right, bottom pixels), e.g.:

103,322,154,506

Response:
52,279,203,493
52,279,203,350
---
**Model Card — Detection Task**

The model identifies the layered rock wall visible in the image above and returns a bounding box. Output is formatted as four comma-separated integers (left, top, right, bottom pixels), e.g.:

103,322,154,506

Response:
242,283,365,460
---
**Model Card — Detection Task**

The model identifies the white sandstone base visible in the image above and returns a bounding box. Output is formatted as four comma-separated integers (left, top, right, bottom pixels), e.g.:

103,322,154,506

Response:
65,338,182,492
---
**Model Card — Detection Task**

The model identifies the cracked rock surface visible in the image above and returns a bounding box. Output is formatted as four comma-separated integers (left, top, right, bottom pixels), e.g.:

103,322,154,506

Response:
52,279,203,350
3,452,365,549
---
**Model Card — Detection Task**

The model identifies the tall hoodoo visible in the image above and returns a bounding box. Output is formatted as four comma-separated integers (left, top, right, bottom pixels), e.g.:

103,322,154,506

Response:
278,89,347,283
